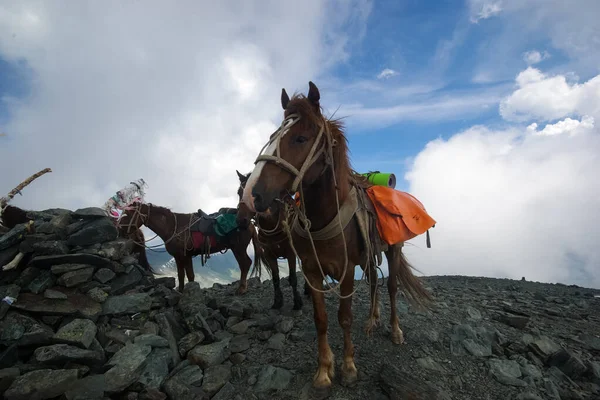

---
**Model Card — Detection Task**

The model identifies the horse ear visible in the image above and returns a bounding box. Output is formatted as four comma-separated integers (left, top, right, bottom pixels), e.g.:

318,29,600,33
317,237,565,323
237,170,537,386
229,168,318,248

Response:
236,170,245,181
307,81,320,106
281,88,290,110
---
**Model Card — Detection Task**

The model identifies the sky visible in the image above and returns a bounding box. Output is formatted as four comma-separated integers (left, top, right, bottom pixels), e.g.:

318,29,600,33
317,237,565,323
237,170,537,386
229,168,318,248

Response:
1,0,599,288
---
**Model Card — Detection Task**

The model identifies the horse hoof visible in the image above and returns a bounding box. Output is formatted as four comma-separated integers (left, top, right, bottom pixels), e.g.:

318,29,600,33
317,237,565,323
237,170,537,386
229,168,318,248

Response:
271,301,283,310
309,385,331,400
391,331,405,345
293,298,303,310
340,372,358,388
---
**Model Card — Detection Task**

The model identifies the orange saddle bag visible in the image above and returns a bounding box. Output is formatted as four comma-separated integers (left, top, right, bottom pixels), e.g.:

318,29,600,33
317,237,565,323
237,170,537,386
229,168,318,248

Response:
365,186,436,246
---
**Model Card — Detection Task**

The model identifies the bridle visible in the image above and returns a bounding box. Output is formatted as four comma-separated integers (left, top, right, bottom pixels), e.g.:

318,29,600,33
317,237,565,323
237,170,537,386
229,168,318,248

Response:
253,113,334,195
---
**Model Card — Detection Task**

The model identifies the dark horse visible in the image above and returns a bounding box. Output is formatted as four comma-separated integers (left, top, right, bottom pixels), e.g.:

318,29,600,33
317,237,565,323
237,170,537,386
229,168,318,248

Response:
117,201,261,293
241,82,431,394
235,170,307,310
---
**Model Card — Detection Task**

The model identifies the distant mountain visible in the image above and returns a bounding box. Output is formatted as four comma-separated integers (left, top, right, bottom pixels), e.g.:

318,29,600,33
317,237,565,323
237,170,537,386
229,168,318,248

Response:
146,246,291,288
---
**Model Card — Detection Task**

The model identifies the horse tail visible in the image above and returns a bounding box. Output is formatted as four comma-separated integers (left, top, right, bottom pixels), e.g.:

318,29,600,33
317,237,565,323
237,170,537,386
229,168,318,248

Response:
249,223,263,279
394,243,432,310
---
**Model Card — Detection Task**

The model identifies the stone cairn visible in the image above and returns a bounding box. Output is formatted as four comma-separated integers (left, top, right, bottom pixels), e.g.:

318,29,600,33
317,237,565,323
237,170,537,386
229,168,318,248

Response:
0,206,275,400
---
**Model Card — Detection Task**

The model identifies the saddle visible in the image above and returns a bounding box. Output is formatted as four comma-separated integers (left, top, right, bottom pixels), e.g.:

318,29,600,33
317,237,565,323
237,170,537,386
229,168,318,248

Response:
191,207,238,237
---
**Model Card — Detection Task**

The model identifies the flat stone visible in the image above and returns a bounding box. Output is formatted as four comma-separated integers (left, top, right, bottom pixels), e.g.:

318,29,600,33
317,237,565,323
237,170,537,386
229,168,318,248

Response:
57,267,94,287
229,353,246,365
188,340,231,369
64,374,105,400
529,336,561,361
137,348,171,389
466,306,482,320
104,343,152,393
72,207,107,218
67,218,118,246
0,311,54,346
33,344,104,366
0,368,20,396
109,268,143,295
492,311,530,329
94,268,115,284
27,270,56,294
275,317,294,334
163,376,209,400
155,277,176,289
87,287,108,303
211,381,237,400
102,293,152,315
416,357,445,372
267,333,285,351
202,364,231,397
178,332,205,358
173,364,204,386
50,263,93,275
229,335,250,353
488,359,527,387
179,282,206,318
228,320,251,335
53,318,98,349
44,288,67,300
28,253,119,271
4,369,79,400
31,240,69,256
254,365,293,392
139,388,168,400
548,348,587,379
99,239,135,261
135,333,170,348
379,364,451,400
12,292,102,320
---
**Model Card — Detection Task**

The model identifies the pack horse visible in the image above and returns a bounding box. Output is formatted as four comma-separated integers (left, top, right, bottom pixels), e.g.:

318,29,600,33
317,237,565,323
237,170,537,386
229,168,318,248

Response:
240,81,436,396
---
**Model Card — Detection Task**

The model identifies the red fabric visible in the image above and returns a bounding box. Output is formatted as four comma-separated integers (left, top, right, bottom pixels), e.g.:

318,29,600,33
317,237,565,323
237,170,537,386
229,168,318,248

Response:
366,186,436,245
192,232,217,249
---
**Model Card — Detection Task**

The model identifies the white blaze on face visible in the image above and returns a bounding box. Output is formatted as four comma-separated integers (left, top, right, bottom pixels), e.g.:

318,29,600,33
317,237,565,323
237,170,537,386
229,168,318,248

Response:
241,138,279,212
242,116,297,212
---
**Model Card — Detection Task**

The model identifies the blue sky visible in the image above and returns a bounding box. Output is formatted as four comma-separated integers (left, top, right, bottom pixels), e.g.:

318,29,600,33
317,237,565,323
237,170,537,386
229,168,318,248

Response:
1,0,599,288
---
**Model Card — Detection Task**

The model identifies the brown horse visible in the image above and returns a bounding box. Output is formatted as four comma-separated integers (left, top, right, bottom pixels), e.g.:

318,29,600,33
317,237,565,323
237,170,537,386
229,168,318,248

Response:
241,82,432,394
117,201,260,293
235,170,307,310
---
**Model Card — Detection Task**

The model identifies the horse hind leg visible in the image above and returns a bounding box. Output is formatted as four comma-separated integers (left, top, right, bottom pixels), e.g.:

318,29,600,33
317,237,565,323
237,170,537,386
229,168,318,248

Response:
175,256,186,293
184,256,195,285
232,245,251,295
364,264,381,337
385,245,404,345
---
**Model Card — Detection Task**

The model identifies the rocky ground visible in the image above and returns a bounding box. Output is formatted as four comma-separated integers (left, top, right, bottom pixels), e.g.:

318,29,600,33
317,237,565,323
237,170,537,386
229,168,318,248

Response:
0,206,599,399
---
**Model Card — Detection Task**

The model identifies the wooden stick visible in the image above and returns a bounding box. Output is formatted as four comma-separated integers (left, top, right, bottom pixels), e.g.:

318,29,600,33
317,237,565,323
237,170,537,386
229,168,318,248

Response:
0,168,52,208
2,252,24,271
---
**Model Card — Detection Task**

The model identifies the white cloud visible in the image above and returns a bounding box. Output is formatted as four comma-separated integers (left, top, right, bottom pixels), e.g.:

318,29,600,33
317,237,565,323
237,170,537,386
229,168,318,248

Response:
0,1,371,217
376,68,398,80
404,67,600,288
500,67,600,122
522,50,550,65
468,0,503,23
527,116,594,136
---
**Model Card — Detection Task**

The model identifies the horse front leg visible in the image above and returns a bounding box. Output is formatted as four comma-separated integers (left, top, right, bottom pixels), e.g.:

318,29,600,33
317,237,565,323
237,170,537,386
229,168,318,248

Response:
287,251,303,310
306,269,334,397
175,256,186,292
339,265,357,387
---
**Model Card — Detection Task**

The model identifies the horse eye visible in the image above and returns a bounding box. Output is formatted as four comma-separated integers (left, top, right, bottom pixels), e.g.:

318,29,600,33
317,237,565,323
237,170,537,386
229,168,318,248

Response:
295,135,308,144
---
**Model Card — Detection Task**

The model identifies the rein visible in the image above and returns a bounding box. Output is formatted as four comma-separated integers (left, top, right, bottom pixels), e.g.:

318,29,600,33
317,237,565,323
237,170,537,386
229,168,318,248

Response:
253,114,367,299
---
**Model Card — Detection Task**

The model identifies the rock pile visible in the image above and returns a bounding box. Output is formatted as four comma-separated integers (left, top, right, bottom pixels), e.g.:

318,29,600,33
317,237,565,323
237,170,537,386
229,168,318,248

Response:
1,206,599,400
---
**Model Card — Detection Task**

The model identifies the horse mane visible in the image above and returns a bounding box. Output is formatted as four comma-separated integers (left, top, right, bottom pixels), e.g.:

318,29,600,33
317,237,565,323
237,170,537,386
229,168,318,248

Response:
286,94,372,195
